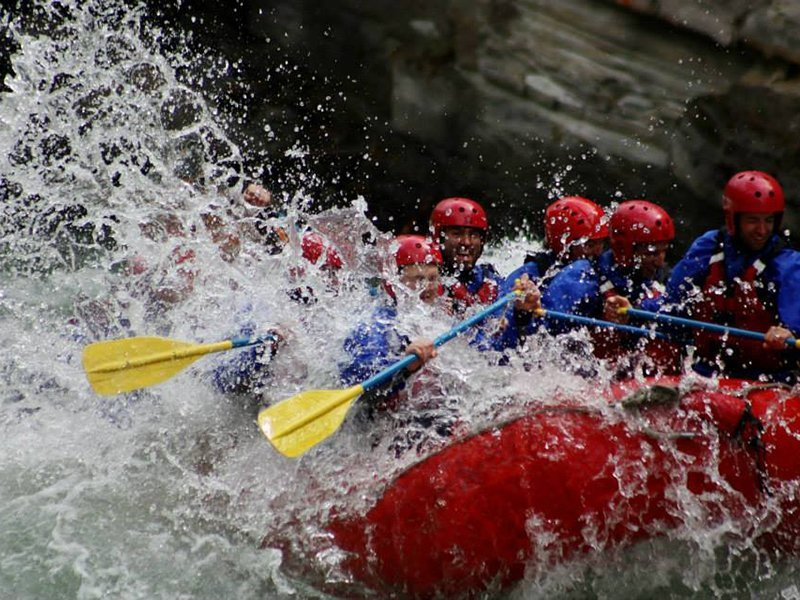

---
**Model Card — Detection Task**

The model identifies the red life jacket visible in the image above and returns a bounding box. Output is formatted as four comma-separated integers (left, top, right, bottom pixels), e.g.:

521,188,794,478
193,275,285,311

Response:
127,246,196,287
690,235,788,375
171,245,197,291
448,279,497,307
447,265,499,311
592,277,669,363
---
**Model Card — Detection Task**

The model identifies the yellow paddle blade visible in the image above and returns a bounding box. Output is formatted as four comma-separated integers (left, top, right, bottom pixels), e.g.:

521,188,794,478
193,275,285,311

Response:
82,336,233,395
257,385,364,457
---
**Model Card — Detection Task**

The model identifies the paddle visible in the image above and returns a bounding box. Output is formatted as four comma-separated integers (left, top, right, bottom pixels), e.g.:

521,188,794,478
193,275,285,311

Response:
82,334,277,395
257,291,520,458
534,307,667,339
620,307,800,348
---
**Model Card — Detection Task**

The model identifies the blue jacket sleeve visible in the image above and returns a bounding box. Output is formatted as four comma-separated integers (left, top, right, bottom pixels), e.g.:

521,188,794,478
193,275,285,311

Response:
638,295,665,313
662,230,718,307
541,259,601,333
774,249,800,333
210,343,276,394
339,307,408,386
210,320,280,394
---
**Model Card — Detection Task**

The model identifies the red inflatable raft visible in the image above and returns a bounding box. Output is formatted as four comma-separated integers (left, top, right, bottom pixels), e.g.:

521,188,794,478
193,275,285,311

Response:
325,377,800,598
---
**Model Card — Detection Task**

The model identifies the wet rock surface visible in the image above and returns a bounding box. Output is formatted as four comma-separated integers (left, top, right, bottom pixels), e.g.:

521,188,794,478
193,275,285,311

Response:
5,0,800,247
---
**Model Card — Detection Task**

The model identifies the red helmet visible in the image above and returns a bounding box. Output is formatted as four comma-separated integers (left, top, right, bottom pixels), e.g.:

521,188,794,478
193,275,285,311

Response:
394,235,442,269
429,197,488,240
610,200,675,266
301,231,343,270
722,170,784,234
544,196,608,255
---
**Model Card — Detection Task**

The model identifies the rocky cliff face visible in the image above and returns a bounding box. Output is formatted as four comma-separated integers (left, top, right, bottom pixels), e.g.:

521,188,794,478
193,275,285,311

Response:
7,0,800,246
219,0,800,244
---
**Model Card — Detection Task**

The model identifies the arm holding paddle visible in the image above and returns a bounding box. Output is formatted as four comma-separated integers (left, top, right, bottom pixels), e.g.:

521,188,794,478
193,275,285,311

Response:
338,305,439,418
603,294,632,323
210,326,287,394
405,338,437,372
763,326,798,350
258,290,522,457
512,275,542,313
619,306,800,350
473,275,542,351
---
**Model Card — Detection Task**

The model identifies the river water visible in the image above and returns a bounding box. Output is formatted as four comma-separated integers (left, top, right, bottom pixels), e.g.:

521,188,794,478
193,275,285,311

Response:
2,1,800,598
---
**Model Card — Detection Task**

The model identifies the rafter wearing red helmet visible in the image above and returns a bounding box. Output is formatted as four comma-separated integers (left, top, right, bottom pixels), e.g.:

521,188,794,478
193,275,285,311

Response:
430,197,503,313
546,196,609,259
606,200,674,282
491,196,608,352
659,170,800,382
527,200,676,371
338,235,452,441
501,196,608,295
341,235,444,388
393,235,444,305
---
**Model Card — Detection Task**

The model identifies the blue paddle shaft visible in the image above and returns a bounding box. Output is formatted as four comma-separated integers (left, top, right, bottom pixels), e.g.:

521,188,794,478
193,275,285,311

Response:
432,291,520,347
230,334,276,348
361,291,519,392
624,307,798,348
538,308,667,339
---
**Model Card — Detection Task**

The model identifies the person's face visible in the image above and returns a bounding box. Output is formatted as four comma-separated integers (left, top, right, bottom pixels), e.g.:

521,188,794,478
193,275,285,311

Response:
440,226,484,271
631,241,670,279
399,264,441,304
737,212,776,252
568,238,605,261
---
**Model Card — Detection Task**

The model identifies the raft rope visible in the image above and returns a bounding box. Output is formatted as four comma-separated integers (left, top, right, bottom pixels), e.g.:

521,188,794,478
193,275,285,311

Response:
730,382,793,496
731,402,770,496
